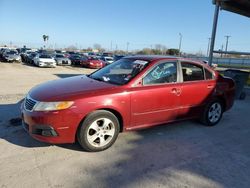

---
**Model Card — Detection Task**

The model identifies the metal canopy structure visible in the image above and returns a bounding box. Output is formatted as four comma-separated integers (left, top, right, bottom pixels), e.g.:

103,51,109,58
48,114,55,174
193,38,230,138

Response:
208,0,250,65
214,0,250,18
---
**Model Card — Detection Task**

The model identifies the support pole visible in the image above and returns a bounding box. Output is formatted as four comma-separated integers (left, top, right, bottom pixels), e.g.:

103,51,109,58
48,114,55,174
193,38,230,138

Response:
207,38,211,57
178,33,182,56
225,35,231,52
208,2,220,66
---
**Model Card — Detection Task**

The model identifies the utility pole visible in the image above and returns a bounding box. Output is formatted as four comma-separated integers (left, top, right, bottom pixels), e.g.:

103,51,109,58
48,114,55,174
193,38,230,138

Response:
111,41,113,51
225,35,231,52
126,42,129,54
220,44,224,57
178,33,182,56
207,38,211,57
75,43,78,51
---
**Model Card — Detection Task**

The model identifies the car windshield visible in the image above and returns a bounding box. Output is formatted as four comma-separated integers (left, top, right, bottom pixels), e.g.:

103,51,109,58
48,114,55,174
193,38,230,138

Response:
105,57,113,60
72,55,81,58
81,56,88,60
7,51,17,55
56,54,64,58
89,58,149,85
39,54,51,58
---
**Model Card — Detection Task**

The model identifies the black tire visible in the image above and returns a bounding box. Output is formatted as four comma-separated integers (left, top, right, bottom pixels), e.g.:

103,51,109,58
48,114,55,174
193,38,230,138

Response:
201,99,223,126
77,110,120,152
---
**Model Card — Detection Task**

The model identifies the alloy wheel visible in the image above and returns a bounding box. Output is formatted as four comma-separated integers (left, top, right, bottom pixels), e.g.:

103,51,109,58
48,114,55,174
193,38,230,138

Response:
208,102,222,123
86,118,115,148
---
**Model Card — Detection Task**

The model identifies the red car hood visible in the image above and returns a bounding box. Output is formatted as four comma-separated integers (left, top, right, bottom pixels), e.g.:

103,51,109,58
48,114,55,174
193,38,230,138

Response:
29,75,117,101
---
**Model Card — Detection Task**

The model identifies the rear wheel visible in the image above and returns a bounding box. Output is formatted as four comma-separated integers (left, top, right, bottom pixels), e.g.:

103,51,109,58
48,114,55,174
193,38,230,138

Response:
201,99,223,126
77,110,120,152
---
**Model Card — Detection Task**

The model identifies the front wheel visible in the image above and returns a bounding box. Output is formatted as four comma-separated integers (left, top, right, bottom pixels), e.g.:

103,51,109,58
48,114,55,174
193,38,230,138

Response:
77,110,120,152
201,100,223,126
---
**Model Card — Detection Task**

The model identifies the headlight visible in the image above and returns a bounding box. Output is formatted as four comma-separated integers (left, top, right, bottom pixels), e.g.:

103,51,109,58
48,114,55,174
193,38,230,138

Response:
33,101,74,111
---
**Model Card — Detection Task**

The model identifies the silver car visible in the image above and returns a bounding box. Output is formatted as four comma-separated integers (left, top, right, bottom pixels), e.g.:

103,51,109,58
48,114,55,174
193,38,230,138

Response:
3,50,21,62
54,54,71,65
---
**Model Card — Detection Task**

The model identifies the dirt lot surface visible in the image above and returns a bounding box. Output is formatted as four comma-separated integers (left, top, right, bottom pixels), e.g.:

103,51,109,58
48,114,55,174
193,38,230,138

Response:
1,62,250,188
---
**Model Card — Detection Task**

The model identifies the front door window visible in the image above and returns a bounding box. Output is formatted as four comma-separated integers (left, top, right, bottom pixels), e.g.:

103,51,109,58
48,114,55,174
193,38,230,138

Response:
143,62,177,85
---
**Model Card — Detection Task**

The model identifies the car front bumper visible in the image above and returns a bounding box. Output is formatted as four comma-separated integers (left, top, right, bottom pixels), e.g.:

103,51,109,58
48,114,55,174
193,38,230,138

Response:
57,60,71,65
5,58,21,62
21,102,80,144
38,62,56,67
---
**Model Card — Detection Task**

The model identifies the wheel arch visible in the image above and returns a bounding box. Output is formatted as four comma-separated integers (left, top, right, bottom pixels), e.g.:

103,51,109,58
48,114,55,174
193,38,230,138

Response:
100,108,124,132
75,108,124,142
216,95,227,112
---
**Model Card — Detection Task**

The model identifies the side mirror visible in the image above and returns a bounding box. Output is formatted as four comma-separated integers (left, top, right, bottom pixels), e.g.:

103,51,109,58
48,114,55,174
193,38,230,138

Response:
133,79,143,87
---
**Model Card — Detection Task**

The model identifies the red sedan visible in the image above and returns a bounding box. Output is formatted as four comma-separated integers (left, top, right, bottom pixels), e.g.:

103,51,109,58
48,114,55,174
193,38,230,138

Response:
80,57,106,69
21,56,235,152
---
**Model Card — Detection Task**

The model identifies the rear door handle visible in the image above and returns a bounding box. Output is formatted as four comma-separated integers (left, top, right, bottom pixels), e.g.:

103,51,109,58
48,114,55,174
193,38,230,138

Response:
207,85,215,89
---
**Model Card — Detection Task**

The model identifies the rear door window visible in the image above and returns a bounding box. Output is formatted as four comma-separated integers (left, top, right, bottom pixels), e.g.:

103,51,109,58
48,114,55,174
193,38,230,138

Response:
205,68,214,80
181,62,204,82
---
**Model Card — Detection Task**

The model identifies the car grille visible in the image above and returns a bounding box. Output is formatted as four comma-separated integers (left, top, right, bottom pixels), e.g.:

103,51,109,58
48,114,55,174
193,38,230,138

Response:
62,60,68,64
24,97,37,111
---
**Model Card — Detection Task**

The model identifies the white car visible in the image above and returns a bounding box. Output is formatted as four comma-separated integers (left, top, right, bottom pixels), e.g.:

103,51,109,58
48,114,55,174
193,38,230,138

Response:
101,56,114,64
33,54,56,67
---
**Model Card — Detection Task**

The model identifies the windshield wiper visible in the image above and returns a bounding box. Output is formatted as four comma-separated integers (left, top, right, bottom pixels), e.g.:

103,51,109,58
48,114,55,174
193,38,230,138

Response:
90,76,104,82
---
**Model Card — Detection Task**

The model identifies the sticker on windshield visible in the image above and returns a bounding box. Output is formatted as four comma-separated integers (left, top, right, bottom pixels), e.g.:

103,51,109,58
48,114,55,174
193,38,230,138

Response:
102,76,110,81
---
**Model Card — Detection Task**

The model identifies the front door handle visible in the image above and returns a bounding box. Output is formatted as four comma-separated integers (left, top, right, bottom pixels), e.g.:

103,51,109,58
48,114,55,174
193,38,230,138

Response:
171,88,181,96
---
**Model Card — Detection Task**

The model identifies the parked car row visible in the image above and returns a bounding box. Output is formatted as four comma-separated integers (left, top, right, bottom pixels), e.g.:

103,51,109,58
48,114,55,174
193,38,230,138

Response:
1,47,123,69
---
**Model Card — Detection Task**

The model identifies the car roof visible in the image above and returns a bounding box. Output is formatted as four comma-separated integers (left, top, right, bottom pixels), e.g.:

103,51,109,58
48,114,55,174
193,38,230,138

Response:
123,55,215,70
123,55,180,62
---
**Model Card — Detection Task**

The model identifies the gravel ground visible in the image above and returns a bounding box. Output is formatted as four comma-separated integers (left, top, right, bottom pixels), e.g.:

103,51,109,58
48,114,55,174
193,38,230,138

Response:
0,62,250,188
